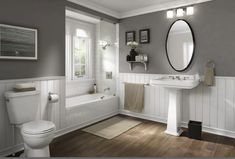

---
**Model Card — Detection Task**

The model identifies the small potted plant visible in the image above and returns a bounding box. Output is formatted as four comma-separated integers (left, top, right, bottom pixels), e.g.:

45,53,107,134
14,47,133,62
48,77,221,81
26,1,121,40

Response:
127,41,139,61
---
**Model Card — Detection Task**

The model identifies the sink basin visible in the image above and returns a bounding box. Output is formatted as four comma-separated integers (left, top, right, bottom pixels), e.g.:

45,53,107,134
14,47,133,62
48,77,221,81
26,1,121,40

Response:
150,74,201,136
150,74,200,89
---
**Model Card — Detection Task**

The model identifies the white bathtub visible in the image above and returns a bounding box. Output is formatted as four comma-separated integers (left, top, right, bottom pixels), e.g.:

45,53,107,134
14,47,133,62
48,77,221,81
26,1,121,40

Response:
66,93,116,109
65,93,119,130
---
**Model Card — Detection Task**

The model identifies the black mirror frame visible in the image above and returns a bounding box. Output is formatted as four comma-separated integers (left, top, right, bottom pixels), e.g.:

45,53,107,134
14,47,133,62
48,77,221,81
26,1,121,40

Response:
165,19,196,72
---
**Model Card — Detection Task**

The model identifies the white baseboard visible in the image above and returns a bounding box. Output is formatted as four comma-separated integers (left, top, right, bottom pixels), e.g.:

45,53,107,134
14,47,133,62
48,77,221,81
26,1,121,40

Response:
120,110,167,124
55,111,119,138
121,110,235,139
0,111,119,157
0,143,24,157
181,122,235,139
2,110,235,157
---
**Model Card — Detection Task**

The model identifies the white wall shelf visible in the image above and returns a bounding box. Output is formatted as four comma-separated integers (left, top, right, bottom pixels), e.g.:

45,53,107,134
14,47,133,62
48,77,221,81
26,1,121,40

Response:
127,61,148,71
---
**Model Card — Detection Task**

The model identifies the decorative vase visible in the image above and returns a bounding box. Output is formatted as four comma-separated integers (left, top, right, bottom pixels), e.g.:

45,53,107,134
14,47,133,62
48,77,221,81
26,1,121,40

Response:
130,49,138,61
126,55,131,61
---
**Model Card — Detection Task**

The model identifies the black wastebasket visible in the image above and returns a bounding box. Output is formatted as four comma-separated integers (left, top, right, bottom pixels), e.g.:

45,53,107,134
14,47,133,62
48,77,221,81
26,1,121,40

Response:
188,120,202,140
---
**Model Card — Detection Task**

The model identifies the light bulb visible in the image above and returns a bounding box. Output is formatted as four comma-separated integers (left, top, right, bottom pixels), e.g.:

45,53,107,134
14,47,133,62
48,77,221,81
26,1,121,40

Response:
186,6,194,15
167,10,174,19
176,8,184,17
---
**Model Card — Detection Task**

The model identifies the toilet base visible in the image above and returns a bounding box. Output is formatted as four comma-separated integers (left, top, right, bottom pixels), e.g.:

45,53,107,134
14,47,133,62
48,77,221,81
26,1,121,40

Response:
24,144,50,157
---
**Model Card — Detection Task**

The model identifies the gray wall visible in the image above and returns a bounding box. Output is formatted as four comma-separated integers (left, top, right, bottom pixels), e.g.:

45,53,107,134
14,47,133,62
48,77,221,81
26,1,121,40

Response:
0,0,66,80
119,0,235,76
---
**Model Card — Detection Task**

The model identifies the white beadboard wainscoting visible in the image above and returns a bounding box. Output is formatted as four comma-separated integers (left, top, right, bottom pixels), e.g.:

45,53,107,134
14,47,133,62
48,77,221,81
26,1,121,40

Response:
66,79,95,97
64,95,119,136
0,77,66,156
0,76,119,157
118,73,235,139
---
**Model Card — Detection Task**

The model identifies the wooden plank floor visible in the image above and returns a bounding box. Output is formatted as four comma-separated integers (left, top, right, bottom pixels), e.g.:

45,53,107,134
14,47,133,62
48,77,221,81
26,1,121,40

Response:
50,115,235,157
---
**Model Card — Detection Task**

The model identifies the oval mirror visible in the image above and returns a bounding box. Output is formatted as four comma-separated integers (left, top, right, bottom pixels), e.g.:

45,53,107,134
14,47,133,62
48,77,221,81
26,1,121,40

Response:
166,20,195,72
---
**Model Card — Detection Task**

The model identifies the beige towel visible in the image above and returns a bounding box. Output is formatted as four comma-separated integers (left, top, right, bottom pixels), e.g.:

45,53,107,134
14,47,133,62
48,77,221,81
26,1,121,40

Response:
124,83,144,113
204,67,215,86
14,87,36,92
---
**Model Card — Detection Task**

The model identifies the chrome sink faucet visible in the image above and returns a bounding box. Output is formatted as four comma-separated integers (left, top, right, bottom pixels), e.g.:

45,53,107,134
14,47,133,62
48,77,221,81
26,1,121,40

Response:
169,75,181,80
175,76,181,80
169,76,175,80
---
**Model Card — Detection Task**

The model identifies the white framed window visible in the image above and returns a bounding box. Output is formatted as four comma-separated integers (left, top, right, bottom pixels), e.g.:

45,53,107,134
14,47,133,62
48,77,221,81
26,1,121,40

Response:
73,33,90,79
66,18,95,81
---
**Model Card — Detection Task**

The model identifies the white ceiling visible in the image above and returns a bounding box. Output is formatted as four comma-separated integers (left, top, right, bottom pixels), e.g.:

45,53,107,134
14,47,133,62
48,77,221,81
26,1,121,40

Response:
68,0,213,18
66,10,100,24
88,0,175,13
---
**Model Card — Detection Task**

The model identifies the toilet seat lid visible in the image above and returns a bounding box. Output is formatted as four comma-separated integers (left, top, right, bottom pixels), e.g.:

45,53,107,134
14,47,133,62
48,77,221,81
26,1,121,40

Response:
22,121,56,135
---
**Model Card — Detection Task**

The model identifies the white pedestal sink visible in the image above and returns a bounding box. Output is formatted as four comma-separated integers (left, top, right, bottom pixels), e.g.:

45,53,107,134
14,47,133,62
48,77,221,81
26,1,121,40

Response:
150,74,200,136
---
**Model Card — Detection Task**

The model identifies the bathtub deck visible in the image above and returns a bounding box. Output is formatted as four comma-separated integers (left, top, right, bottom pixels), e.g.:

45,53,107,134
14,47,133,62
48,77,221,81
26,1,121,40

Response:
50,115,235,157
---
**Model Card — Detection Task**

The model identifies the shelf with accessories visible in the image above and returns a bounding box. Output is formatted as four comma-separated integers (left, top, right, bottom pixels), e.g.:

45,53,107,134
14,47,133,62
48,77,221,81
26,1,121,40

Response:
127,60,148,71
126,41,148,71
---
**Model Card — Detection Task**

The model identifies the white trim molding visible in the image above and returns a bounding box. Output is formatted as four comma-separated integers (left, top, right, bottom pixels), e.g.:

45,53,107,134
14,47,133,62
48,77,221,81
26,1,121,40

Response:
121,110,235,139
0,144,24,157
0,76,65,84
181,122,235,140
119,0,214,18
55,112,119,139
67,0,214,19
67,0,121,18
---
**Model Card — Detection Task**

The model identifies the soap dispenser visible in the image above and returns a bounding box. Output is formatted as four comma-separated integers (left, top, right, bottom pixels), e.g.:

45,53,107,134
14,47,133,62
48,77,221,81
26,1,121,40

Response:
94,84,97,94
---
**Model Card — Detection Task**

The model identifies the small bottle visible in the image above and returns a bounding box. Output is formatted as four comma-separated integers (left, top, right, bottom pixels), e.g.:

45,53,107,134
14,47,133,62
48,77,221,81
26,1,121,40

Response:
94,84,97,94
144,55,148,62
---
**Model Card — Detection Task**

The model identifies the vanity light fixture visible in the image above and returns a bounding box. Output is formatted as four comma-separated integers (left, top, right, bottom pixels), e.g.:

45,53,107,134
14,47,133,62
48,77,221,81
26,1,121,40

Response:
186,6,194,15
166,6,194,19
167,10,174,19
176,8,185,17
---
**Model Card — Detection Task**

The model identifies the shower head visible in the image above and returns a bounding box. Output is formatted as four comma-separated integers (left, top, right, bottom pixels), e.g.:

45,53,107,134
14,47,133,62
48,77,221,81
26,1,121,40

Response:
100,40,111,50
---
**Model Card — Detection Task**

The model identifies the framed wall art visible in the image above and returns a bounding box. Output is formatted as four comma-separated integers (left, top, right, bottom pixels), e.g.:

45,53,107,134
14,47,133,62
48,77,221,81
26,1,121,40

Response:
0,24,38,60
126,31,136,44
139,29,150,44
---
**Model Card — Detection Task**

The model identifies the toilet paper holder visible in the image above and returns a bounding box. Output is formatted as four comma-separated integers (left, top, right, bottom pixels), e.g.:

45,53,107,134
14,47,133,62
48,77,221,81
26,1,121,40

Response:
48,92,59,103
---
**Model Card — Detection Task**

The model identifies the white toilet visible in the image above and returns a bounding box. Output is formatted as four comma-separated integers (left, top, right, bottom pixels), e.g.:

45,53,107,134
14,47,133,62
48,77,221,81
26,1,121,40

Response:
5,90,56,157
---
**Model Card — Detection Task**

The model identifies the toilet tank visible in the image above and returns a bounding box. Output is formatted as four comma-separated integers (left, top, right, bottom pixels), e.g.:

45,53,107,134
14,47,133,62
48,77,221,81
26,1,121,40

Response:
5,91,40,125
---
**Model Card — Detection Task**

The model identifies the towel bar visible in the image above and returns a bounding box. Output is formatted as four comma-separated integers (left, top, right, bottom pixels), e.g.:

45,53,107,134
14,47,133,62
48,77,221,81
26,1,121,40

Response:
122,82,150,86
206,60,215,68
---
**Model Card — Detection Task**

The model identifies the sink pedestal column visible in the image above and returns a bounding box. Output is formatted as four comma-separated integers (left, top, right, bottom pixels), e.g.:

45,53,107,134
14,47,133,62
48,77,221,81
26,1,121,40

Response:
165,89,183,136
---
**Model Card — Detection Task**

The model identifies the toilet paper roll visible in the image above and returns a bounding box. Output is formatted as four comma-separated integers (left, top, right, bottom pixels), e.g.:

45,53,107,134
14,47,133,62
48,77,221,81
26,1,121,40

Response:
48,93,59,103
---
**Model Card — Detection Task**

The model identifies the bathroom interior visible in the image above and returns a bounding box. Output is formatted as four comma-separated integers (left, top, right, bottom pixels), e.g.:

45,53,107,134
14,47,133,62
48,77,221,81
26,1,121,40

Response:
0,0,235,158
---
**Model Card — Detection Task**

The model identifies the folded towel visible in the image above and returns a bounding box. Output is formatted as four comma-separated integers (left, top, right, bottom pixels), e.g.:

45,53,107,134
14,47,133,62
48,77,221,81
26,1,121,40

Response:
204,67,215,86
15,83,36,89
124,83,144,113
14,87,36,92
